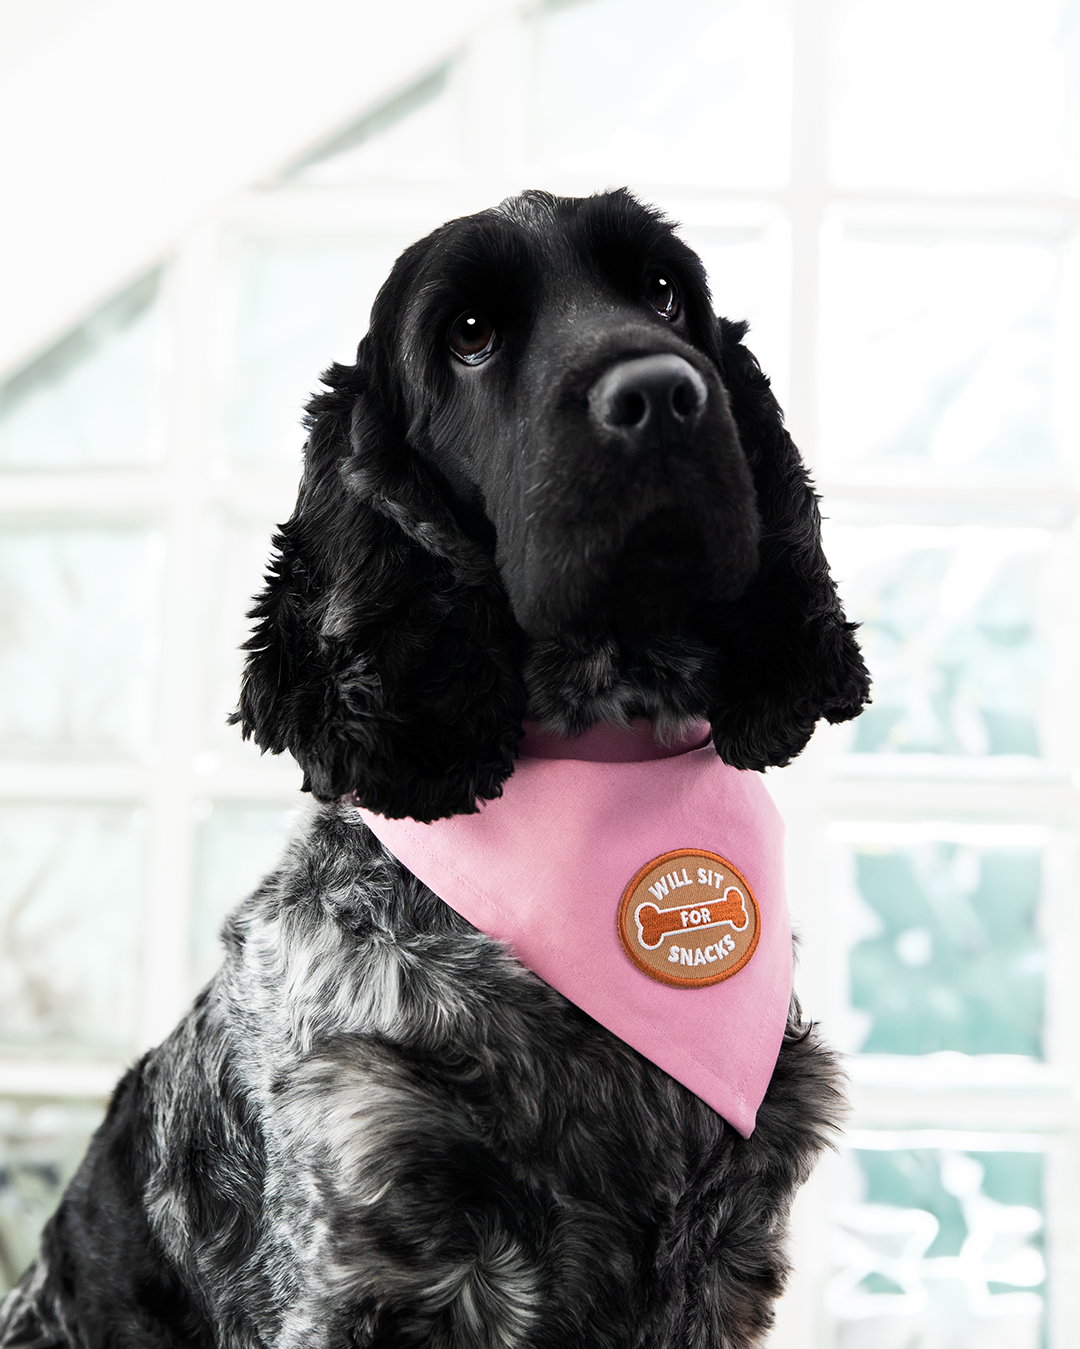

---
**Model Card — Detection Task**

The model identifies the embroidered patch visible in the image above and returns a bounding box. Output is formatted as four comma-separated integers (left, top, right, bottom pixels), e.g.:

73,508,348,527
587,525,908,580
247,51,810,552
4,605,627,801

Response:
617,849,761,988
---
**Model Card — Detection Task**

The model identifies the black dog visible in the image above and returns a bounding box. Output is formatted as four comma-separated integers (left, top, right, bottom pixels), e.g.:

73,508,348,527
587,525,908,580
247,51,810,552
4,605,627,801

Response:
1,190,868,1349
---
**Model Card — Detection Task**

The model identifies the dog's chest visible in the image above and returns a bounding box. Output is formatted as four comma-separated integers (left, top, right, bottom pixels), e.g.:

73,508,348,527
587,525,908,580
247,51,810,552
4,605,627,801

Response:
237,836,726,1199
199,812,797,1347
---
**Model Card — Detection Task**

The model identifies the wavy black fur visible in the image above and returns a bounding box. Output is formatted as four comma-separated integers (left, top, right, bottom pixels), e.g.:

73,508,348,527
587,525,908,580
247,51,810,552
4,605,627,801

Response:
1,190,866,1349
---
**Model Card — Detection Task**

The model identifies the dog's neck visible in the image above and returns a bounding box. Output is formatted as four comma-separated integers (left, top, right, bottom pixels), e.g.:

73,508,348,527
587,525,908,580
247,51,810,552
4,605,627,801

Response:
520,718,711,762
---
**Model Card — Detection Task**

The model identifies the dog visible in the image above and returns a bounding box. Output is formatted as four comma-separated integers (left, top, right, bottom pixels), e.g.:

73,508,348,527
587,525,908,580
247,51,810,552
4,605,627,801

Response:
0,189,869,1349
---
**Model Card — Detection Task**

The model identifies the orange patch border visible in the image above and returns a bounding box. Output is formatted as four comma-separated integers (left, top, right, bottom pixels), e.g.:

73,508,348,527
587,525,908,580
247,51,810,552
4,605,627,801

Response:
616,848,762,989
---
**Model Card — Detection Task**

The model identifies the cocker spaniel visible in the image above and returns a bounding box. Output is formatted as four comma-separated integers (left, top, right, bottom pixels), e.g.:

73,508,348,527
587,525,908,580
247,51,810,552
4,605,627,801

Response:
1,189,869,1349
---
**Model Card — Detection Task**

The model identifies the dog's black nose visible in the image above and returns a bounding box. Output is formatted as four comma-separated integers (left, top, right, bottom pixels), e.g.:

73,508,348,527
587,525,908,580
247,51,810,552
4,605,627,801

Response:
588,354,708,450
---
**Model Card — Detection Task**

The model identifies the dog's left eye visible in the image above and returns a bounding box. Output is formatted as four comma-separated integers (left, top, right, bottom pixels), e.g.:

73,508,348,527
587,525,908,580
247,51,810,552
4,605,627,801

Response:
644,272,680,320
448,311,499,364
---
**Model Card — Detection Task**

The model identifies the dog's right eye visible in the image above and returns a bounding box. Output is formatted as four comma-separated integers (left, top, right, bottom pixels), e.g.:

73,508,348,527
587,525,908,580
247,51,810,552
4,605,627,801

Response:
448,311,499,365
644,271,680,320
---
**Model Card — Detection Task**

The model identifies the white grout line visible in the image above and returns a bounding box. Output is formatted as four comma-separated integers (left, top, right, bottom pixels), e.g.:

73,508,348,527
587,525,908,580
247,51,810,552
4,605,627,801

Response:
135,225,221,1051
0,1060,124,1099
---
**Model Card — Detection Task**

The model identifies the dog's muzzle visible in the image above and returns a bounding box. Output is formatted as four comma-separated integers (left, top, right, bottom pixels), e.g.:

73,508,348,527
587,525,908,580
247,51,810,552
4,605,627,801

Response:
497,342,760,637
588,354,708,453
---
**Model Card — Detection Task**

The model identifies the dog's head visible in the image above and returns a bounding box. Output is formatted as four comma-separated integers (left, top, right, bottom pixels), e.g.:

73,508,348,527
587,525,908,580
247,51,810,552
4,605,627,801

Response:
233,190,870,820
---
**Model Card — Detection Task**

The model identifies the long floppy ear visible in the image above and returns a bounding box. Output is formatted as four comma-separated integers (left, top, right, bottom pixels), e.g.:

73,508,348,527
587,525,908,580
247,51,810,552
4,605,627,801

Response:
707,318,870,769
231,353,526,822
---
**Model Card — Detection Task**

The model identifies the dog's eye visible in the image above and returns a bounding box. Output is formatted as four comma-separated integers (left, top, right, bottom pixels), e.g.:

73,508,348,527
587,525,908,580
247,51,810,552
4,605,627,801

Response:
448,311,499,364
644,272,680,320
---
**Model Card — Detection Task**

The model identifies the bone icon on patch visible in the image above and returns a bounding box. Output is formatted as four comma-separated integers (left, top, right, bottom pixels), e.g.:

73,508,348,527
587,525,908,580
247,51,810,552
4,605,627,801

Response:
635,888,749,950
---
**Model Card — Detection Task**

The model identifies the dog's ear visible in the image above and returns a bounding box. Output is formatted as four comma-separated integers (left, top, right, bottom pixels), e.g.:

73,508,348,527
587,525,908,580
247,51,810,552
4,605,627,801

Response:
706,318,870,770
230,352,526,822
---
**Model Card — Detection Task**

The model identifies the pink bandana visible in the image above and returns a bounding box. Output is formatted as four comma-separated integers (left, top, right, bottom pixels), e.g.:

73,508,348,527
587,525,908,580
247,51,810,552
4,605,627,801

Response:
355,720,791,1137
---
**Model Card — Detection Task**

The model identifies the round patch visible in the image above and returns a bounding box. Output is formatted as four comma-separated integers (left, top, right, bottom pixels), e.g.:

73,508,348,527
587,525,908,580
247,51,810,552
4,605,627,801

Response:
617,849,761,988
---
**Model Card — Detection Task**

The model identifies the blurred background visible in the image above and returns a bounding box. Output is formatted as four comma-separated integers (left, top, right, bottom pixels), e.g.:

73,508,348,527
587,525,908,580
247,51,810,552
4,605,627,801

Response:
0,0,1077,1344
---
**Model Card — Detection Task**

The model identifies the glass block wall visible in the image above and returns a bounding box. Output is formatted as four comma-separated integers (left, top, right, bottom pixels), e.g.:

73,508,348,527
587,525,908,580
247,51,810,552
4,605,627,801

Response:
830,1134,1047,1348
1,0,1078,1343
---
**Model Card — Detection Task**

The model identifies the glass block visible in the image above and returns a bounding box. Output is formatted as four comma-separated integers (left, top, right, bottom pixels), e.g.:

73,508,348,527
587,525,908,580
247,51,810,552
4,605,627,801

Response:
288,65,460,186
843,838,1043,1057
831,1139,1045,1348
223,237,409,467
0,272,162,470
0,1098,104,1293
0,806,144,1057
825,526,1047,757
191,801,296,990
820,228,1063,482
829,0,1074,194
0,527,164,758
531,0,791,188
